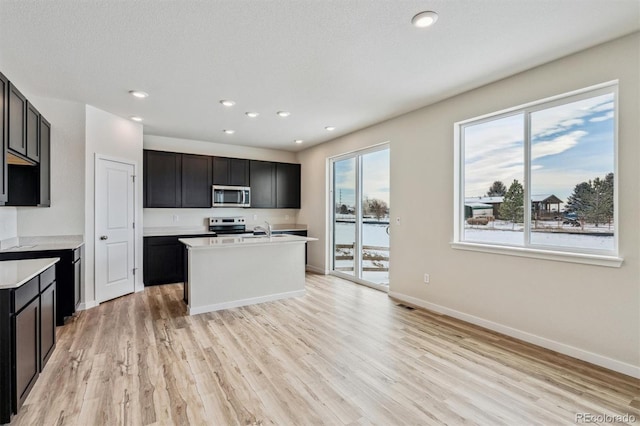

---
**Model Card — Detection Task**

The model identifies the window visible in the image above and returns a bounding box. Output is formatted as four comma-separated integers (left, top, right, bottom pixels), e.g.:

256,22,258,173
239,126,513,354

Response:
454,82,620,266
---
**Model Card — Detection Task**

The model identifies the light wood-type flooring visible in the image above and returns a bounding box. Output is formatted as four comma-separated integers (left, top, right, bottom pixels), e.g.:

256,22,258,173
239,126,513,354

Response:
12,273,640,425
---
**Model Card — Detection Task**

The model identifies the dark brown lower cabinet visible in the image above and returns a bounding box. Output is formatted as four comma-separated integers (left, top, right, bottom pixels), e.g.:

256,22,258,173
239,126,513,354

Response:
14,297,39,412
0,246,83,326
40,281,56,368
0,264,57,423
144,234,213,286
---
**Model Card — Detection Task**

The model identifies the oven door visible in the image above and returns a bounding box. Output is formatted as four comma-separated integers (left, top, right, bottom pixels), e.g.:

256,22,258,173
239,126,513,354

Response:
212,186,250,207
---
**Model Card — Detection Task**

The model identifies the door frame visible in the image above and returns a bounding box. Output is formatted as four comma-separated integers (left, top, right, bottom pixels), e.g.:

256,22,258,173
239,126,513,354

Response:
94,154,138,304
328,142,390,292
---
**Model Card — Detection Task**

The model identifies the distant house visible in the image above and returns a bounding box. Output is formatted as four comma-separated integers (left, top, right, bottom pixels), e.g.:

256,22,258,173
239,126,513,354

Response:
465,196,503,218
464,202,494,219
531,194,563,220
465,194,563,220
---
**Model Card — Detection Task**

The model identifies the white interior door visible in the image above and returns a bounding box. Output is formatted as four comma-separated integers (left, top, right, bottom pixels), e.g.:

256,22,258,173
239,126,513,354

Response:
96,157,135,303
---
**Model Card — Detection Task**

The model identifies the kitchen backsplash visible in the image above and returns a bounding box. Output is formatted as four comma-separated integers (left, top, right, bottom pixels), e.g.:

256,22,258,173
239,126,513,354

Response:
143,208,300,229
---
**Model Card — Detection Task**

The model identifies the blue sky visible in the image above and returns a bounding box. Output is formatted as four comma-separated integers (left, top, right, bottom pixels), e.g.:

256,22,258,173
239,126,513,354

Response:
464,92,614,202
334,148,390,208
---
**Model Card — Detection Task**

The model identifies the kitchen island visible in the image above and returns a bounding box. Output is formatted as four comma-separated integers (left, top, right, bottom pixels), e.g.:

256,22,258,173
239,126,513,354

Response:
179,234,315,315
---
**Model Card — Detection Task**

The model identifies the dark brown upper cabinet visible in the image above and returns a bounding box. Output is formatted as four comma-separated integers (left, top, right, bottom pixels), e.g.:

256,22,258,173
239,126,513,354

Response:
144,150,212,208
144,150,182,208
249,160,277,208
8,83,27,157
212,157,249,186
25,102,40,163
181,153,212,208
276,162,301,209
0,72,8,204
38,116,51,207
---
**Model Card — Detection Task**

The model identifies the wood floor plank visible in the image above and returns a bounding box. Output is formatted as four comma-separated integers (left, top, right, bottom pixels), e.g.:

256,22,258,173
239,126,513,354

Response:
10,273,640,425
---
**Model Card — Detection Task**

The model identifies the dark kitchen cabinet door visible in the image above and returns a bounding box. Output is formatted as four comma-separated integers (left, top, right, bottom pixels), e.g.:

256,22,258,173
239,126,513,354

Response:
143,237,184,285
144,150,182,207
181,154,212,208
8,83,26,156
39,282,56,370
25,102,39,163
276,162,301,208
212,157,229,185
0,72,8,204
38,116,51,206
14,296,39,412
249,160,276,208
229,158,249,186
213,157,249,186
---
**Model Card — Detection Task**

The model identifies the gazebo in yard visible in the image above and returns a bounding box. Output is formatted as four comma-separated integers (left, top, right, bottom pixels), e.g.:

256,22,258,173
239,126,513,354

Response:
531,194,563,220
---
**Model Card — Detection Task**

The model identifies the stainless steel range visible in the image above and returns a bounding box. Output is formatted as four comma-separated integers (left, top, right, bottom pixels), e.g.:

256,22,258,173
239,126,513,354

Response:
208,217,247,234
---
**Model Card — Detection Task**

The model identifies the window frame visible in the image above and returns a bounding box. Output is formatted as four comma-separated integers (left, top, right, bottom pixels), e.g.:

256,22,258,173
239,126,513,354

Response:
452,81,622,267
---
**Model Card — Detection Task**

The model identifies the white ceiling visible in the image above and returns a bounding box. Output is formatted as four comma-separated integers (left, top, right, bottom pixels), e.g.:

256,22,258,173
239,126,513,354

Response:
0,1,638,152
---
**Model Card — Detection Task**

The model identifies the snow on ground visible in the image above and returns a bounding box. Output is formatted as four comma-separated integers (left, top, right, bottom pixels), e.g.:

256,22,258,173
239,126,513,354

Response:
464,227,614,250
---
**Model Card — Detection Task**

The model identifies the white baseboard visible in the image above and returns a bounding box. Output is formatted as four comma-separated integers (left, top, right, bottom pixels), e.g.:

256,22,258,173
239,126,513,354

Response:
188,289,306,315
388,291,640,379
77,300,99,311
305,264,328,274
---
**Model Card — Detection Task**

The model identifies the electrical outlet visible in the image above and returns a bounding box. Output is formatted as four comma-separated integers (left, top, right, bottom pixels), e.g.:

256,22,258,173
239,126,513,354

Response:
424,273,430,284
172,214,179,223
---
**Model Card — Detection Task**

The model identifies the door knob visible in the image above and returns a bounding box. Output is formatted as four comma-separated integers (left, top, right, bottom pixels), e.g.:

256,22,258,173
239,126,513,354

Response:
100,235,108,240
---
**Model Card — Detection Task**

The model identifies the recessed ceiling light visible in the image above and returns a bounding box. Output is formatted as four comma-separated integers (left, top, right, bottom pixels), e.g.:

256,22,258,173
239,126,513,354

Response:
277,111,291,117
220,100,235,107
130,116,143,122
223,129,235,134
411,11,438,28
325,126,336,131
129,90,149,98
246,112,259,118
294,139,303,144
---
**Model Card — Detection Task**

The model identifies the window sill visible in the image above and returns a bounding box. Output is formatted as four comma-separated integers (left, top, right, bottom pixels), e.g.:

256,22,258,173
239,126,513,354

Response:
450,242,623,268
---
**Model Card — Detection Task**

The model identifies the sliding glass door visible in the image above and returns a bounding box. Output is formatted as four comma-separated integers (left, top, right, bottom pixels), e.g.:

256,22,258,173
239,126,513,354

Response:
331,145,390,289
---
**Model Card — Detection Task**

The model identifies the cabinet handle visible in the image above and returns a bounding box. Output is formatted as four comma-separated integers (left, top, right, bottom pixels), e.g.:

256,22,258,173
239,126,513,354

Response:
100,236,108,240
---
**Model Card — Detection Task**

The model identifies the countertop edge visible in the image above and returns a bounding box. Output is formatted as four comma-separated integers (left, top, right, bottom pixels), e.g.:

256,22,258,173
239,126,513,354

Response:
0,257,60,289
179,235,316,249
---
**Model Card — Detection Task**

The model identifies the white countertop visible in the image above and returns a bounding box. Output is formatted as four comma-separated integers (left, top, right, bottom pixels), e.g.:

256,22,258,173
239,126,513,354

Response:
180,234,316,249
144,224,307,237
0,258,60,289
0,235,84,253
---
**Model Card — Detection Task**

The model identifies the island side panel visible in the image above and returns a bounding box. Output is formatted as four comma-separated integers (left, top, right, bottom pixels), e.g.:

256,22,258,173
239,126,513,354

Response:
186,242,306,315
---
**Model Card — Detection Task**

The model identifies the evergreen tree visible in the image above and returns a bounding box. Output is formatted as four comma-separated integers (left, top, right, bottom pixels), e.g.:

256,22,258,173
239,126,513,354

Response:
499,180,524,228
565,173,614,228
486,181,507,197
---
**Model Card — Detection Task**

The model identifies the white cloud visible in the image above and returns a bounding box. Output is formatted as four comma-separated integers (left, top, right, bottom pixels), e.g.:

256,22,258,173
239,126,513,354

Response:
532,130,586,160
589,111,614,123
592,101,614,112
532,93,613,138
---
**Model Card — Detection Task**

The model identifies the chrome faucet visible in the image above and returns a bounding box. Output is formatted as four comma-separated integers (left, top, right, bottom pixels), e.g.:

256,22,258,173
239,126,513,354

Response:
254,221,272,237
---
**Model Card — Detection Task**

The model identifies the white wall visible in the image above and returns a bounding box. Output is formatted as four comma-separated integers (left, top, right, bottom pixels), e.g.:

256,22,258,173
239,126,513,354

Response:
85,106,143,306
143,135,299,229
16,96,86,237
297,33,640,376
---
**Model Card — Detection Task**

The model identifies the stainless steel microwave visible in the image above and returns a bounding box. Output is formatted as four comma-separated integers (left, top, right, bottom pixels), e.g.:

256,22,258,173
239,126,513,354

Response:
212,185,250,207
